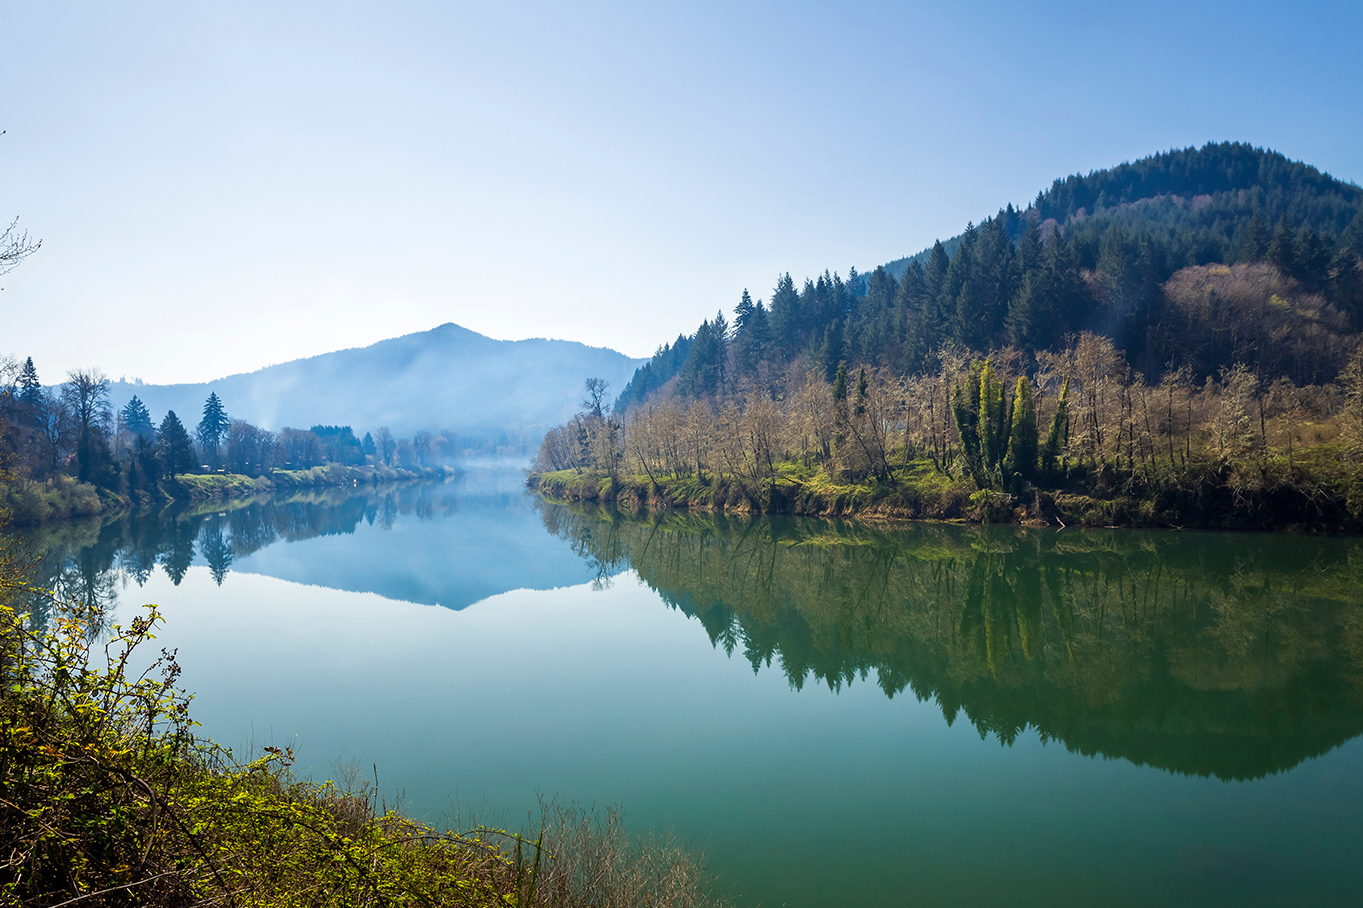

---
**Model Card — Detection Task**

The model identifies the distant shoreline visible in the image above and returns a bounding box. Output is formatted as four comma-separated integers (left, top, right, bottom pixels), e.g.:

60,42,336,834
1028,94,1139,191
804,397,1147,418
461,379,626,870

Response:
1,464,462,528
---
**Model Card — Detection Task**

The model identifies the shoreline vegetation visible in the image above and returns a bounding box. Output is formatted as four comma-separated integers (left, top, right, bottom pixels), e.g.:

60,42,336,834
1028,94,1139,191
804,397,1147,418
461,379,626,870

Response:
0,357,473,528
1,463,462,528
530,334,1363,533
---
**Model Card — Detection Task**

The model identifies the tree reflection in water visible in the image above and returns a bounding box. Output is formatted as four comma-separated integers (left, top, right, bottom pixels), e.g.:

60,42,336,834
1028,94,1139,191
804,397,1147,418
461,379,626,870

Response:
539,502,1363,781
12,482,461,629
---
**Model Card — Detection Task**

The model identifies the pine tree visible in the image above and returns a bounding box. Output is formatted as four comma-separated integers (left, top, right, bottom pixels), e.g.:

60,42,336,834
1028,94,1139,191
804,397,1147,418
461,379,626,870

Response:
1295,229,1332,292
1267,218,1297,276
1240,210,1268,262
1005,273,1041,349
1343,208,1363,259
157,410,196,478
121,395,154,440
197,392,230,469
1018,218,1043,275
17,357,42,411
733,289,756,333
739,302,772,375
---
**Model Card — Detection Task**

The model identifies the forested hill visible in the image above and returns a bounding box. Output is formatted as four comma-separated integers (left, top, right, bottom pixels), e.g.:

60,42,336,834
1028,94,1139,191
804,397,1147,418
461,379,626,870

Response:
615,142,1363,411
106,324,643,447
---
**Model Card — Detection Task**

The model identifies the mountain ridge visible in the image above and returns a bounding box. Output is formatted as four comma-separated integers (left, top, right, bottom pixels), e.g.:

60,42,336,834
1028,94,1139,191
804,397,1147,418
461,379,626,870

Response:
108,322,644,447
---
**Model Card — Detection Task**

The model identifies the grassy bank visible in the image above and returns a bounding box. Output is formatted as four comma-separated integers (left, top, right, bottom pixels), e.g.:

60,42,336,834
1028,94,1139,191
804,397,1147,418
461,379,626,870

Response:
530,446,1363,532
0,532,729,907
1,464,461,528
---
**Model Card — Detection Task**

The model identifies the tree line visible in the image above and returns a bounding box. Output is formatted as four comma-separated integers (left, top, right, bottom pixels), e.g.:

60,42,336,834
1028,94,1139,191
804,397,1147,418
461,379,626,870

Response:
544,333,1362,498
0,357,461,499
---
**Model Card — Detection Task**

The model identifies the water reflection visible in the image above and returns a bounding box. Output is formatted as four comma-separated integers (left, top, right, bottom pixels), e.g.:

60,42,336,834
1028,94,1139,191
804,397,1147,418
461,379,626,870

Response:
538,503,1363,781
13,472,598,623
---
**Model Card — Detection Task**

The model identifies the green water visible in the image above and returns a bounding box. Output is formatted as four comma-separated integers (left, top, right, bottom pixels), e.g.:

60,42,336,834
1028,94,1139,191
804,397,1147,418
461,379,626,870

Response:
12,468,1363,906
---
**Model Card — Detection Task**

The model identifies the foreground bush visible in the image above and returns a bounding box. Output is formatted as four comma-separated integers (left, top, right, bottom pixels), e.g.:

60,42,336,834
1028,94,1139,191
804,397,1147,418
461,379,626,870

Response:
0,546,729,907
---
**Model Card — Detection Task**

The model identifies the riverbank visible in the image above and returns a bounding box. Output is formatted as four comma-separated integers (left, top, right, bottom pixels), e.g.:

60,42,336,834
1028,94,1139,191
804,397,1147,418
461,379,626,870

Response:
0,596,728,908
529,445,1363,532
0,463,462,527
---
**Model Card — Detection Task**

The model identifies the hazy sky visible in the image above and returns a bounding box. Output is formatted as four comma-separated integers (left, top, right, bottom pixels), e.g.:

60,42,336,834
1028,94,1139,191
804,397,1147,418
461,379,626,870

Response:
4,1,1361,384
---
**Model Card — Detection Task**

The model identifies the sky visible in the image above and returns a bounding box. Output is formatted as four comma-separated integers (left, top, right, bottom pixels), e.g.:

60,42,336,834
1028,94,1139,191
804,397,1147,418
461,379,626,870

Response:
3,0,1362,385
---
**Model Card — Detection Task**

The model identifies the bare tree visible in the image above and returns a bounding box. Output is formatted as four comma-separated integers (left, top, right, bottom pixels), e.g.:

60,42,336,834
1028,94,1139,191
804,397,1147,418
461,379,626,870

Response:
61,369,111,482
582,378,610,420
375,427,396,466
0,217,40,281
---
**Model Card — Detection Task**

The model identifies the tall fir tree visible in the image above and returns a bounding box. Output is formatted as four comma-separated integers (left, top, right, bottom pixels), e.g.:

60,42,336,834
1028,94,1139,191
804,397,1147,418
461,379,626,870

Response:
121,396,155,440
17,357,42,411
197,392,230,469
1267,218,1297,276
1240,210,1269,262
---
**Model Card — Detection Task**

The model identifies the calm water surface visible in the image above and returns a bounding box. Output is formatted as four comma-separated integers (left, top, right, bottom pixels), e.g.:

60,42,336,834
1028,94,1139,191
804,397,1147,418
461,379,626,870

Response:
14,466,1363,907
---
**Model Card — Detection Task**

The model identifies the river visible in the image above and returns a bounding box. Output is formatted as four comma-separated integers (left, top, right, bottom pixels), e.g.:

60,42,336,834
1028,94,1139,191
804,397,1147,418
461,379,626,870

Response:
10,465,1363,907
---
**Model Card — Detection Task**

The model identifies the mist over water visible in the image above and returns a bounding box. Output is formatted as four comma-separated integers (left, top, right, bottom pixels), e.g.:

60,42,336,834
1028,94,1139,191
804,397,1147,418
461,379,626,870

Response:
12,469,1363,908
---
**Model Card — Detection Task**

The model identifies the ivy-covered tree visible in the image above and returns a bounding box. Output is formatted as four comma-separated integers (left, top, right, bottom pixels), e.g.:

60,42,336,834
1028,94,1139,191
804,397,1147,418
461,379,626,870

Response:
1004,377,1038,481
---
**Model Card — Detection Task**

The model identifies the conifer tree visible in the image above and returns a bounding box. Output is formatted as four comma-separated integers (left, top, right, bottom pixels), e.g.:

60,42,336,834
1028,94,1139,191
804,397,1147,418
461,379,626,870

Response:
17,357,42,411
197,393,230,469
733,289,755,333
120,396,155,440
157,410,196,478
1343,208,1363,259
1268,218,1297,276
1240,210,1268,262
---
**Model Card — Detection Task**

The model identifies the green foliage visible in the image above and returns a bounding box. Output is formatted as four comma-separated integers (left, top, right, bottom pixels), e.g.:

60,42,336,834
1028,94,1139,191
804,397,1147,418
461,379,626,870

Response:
0,525,730,908
0,474,108,526
196,393,230,468
977,361,1010,475
952,361,984,480
1041,377,1069,477
121,395,155,440
156,410,196,479
1004,377,1038,481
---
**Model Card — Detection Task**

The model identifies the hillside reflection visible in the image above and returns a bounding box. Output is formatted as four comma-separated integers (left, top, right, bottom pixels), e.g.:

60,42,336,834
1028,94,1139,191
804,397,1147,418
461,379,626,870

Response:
14,472,597,620
540,502,1363,781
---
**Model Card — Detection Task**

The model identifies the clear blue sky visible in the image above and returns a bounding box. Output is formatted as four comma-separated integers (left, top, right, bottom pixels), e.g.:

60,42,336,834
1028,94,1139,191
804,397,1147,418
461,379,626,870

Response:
4,1,1361,384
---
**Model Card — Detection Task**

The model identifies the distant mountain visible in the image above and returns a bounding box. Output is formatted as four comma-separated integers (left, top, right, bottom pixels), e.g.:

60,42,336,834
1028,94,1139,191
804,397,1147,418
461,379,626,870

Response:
109,324,643,445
